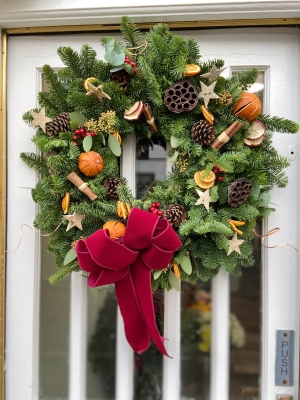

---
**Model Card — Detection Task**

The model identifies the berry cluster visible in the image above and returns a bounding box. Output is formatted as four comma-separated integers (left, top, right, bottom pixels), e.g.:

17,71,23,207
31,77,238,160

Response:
73,128,96,145
125,56,137,74
213,164,224,182
149,202,163,216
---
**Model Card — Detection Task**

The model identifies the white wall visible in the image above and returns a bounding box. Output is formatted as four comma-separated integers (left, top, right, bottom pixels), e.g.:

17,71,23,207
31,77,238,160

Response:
0,1,300,28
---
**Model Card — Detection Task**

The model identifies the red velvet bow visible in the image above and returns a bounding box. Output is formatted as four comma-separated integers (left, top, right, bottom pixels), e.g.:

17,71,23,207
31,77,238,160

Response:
76,207,182,356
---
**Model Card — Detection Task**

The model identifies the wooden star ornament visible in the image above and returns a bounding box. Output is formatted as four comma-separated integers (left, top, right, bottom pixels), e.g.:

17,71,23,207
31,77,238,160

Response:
195,189,211,211
198,81,220,108
227,232,245,256
86,82,111,102
29,107,53,133
64,212,86,232
200,65,227,81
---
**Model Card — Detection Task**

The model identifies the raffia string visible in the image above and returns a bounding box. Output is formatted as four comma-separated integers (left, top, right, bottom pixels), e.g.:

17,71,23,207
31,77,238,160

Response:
78,182,88,191
218,131,230,143
5,222,62,253
253,227,298,252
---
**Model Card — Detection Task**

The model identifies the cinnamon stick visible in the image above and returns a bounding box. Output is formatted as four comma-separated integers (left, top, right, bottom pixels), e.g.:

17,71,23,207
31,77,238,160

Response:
211,121,243,150
143,103,158,133
67,172,98,201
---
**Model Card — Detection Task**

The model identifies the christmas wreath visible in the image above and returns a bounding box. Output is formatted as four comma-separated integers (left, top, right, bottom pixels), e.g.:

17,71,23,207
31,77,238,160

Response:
21,17,298,354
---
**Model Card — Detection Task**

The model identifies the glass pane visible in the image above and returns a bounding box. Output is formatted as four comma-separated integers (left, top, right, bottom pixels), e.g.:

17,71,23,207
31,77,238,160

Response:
86,286,117,400
181,280,212,400
39,237,70,400
134,139,166,399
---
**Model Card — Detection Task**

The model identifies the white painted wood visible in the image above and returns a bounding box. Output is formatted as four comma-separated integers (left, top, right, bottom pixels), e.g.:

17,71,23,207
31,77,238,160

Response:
69,272,87,400
5,29,300,400
0,1,300,28
210,271,230,400
163,288,181,400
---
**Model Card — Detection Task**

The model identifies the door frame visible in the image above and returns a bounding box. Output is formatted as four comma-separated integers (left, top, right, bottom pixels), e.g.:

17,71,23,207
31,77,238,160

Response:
1,18,300,400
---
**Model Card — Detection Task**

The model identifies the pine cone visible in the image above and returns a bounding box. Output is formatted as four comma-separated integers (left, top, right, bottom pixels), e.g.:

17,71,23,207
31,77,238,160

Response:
46,112,70,138
103,177,122,199
228,178,253,207
163,204,187,227
110,70,130,91
191,120,216,146
217,90,233,107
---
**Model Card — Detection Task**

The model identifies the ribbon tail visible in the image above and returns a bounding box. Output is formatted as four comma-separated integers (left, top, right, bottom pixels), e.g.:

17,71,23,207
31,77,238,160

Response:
131,257,171,358
115,273,150,353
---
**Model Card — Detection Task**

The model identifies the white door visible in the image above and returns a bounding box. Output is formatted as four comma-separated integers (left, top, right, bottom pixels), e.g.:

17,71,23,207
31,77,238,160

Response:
5,27,300,400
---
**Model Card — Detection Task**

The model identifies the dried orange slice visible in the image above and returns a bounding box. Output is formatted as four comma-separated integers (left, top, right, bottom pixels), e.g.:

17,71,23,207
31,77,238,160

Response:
201,105,214,124
184,64,201,76
194,170,216,189
84,77,97,91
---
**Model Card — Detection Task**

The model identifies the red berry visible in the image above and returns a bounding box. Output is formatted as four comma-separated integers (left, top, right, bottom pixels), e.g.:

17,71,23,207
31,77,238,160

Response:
91,131,96,137
73,142,77,146
79,128,85,134
80,133,85,138
125,59,130,64
151,203,156,208
156,202,161,208
73,135,78,141
133,69,137,74
213,168,218,174
215,164,219,168
158,210,163,216
150,207,155,212
75,129,81,135
218,176,224,182
131,61,136,67
153,209,158,214
85,132,90,136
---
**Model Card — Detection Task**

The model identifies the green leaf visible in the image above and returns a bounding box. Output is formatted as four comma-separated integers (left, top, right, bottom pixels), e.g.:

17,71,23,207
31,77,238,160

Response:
250,183,260,200
111,53,125,66
172,150,179,162
31,179,43,202
83,134,93,152
179,254,192,275
153,270,163,280
261,207,275,218
108,134,121,156
170,135,180,148
183,238,192,246
110,66,124,73
99,132,105,145
69,112,88,124
259,192,271,207
168,270,180,291
63,248,77,266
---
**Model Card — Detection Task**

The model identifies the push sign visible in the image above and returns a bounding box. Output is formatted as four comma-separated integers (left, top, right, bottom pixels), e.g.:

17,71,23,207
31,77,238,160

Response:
275,330,295,386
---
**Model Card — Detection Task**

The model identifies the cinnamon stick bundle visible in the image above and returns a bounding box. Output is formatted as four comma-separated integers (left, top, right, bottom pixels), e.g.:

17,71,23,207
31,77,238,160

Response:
143,103,158,133
67,172,98,201
211,121,244,150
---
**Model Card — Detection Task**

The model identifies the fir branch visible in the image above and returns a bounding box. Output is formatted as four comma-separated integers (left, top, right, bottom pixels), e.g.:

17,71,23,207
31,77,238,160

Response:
258,115,299,134
20,152,49,176
49,264,80,284
120,16,143,48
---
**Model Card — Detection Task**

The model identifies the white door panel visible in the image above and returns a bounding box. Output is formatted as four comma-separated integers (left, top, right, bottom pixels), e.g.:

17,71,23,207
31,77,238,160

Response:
6,28,300,400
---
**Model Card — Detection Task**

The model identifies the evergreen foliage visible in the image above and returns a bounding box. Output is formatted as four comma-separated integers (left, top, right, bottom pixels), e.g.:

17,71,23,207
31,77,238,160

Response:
21,18,299,288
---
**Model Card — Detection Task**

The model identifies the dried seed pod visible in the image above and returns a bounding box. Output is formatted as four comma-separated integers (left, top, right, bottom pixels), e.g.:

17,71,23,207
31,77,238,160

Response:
228,178,253,207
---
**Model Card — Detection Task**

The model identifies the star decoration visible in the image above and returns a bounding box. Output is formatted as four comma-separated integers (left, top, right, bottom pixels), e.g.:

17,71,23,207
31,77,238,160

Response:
64,212,86,232
86,82,111,102
227,232,245,256
29,107,53,133
198,81,220,108
195,188,211,211
200,65,227,81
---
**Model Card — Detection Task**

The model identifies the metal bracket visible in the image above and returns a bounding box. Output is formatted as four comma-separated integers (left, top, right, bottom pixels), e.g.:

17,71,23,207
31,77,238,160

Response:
276,396,293,400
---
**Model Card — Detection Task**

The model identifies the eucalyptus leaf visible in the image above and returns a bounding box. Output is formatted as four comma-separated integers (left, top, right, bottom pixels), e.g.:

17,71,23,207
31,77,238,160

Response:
183,238,192,246
63,248,77,266
69,112,88,124
179,254,192,275
110,66,125,73
172,150,179,163
108,134,121,156
168,270,180,291
259,192,271,207
153,270,163,280
170,135,180,148
111,52,125,66
250,183,260,200
83,134,93,152
99,132,105,145
261,208,275,218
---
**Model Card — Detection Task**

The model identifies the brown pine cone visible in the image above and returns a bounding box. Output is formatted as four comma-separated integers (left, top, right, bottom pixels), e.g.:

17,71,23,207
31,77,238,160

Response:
110,70,130,91
191,120,216,146
163,204,187,227
46,112,70,138
103,177,122,199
